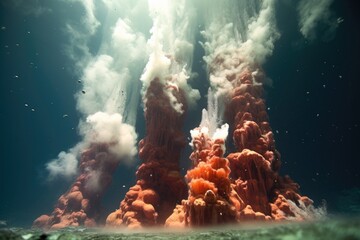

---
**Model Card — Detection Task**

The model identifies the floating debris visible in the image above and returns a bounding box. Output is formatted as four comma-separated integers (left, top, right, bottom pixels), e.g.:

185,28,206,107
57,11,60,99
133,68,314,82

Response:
62,114,69,118
82,90,86,94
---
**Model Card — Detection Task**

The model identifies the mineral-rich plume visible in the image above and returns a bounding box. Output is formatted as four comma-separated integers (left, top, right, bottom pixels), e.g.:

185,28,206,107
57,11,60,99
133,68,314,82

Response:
106,78,188,228
33,143,120,229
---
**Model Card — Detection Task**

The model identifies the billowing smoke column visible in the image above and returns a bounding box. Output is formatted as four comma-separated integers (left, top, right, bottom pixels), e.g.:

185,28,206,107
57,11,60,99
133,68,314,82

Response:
165,0,322,227
33,0,147,229
106,0,200,228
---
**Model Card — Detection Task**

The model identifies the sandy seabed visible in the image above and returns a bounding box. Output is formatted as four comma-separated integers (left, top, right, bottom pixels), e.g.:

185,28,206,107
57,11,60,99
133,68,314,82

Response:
1,217,359,240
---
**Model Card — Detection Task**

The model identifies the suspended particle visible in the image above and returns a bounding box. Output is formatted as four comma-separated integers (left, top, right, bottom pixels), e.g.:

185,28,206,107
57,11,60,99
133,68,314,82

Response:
62,114,69,118
31,108,35,112
337,17,344,24
24,103,28,107
82,90,86,94
78,80,81,83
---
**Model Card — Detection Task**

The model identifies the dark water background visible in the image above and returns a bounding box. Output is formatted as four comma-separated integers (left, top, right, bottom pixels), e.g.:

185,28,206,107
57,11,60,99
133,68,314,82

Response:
0,0,360,229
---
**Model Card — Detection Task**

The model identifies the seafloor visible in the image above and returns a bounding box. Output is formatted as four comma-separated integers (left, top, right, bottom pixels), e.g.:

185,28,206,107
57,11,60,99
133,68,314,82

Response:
0,217,359,240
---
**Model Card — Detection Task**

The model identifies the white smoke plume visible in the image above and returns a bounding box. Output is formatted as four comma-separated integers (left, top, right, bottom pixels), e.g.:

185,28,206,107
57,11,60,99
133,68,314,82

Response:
46,0,149,179
190,89,229,153
141,0,200,114
82,112,138,160
297,0,339,40
201,0,279,98
45,0,279,179
46,144,83,180
63,0,100,70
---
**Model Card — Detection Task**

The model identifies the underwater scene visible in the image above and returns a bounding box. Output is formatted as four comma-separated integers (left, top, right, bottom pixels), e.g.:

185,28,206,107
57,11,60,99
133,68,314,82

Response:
1,0,359,239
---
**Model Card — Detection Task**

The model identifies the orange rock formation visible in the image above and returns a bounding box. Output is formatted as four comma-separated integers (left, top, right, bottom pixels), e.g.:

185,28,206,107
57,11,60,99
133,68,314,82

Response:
106,78,188,228
165,59,316,226
34,58,318,229
33,143,119,229
226,64,314,221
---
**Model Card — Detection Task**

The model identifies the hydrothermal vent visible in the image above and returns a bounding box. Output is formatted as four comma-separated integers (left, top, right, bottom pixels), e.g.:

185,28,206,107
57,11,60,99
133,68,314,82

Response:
106,78,188,228
33,143,119,229
165,56,317,227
